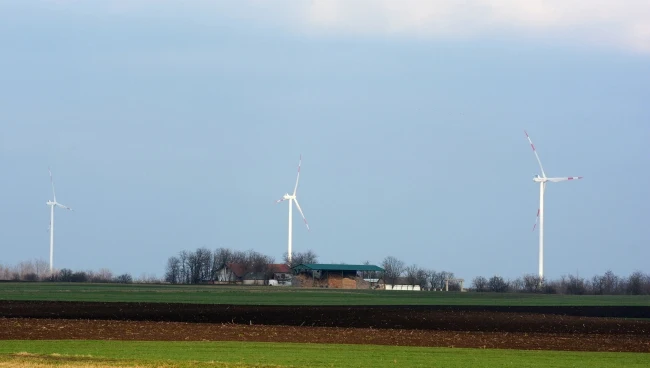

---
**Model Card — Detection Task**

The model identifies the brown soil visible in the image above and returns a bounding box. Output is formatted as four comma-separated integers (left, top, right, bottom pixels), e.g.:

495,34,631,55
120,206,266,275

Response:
1,318,649,353
0,301,649,352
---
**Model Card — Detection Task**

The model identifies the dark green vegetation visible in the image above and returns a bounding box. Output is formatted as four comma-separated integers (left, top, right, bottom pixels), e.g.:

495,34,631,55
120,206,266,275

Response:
1,341,648,368
1,282,649,306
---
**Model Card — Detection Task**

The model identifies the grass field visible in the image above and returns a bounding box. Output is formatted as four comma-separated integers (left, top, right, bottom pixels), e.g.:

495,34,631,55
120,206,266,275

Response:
0,282,648,306
0,340,648,368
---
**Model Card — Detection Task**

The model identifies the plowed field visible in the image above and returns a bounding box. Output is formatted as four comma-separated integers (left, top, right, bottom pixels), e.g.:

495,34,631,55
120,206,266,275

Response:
1,301,649,352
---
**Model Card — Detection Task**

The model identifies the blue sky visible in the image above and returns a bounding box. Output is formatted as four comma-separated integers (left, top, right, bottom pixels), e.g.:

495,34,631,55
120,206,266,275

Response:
1,1,649,281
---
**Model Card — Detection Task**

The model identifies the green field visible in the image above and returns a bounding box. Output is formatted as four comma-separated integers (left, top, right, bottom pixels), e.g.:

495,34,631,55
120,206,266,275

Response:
0,340,647,368
1,282,649,306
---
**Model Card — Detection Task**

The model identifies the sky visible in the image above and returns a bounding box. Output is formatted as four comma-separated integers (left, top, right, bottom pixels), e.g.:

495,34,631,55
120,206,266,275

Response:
1,0,649,281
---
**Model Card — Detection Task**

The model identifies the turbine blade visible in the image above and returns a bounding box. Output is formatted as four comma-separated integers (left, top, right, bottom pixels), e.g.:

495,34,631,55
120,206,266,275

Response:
49,167,57,202
547,176,583,183
524,130,547,178
275,197,287,204
532,208,540,231
56,203,73,211
293,198,310,231
292,154,302,196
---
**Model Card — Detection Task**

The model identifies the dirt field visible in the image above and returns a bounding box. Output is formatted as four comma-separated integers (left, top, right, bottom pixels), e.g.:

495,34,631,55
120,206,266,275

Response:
0,301,649,352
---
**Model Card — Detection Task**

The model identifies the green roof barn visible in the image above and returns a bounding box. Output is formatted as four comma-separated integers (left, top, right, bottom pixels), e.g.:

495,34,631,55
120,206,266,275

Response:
291,263,384,289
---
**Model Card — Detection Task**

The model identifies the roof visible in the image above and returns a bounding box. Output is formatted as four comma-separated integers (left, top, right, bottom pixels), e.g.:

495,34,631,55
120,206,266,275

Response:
226,263,290,278
292,264,384,272
268,264,291,273
226,263,247,278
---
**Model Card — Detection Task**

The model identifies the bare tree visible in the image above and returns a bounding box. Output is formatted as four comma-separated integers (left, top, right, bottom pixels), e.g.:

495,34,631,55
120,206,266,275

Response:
115,273,133,284
428,271,447,291
472,276,489,292
403,265,428,289
381,256,405,285
488,275,509,292
178,250,190,284
523,274,543,293
212,247,233,276
626,271,648,295
247,250,274,274
34,259,50,280
405,265,419,286
194,247,213,282
561,274,587,295
509,277,524,292
165,256,181,284
416,268,429,289
284,250,318,268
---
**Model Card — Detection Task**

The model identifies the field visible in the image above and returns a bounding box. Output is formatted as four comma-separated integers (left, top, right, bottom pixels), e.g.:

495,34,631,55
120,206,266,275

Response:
1,283,649,367
1,341,649,368
1,282,650,306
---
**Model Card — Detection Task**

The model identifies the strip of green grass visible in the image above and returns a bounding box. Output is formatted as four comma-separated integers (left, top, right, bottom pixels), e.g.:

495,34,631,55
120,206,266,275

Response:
0,340,647,368
1,282,649,306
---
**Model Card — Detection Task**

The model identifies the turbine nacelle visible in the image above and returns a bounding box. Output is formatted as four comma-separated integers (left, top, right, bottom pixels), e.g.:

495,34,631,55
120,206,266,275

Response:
46,200,55,205
533,175,544,183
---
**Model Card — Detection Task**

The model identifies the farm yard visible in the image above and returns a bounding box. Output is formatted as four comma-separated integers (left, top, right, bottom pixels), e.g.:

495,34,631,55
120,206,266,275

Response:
0,283,649,367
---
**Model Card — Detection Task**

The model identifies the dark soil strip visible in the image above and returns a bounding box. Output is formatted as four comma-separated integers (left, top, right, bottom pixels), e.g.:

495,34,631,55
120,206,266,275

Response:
1,301,649,334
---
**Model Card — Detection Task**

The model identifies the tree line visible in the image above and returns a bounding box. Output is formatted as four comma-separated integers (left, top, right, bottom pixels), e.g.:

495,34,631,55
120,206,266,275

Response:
381,256,460,290
0,259,136,284
164,247,318,284
3,255,648,295
470,270,650,295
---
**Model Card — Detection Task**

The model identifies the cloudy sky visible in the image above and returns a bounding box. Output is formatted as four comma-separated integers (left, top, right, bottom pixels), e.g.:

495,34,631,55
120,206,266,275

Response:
1,1,649,281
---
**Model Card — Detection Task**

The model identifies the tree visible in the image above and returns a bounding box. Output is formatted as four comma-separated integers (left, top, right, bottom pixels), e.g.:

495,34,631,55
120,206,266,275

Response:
523,274,543,293
195,247,213,282
115,273,133,284
284,250,318,268
57,268,73,282
178,250,190,284
488,275,509,292
626,271,647,295
212,247,233,277
165,256,181,284
93,268,114,283
246,250,275,280
381,256,405,285
602,270,620,294
70,271,88,282
405,265,419,286
472,276,488,292
564,274,587,295
427,271,456,291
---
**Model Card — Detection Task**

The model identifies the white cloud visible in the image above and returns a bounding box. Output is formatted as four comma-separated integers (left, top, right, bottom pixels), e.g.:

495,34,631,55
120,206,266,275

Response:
300,0,650,53
42,0,650,54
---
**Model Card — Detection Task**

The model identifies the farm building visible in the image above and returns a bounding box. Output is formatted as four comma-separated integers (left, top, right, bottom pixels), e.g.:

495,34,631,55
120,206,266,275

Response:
216,263,291,285
267,263,292,286
291,264,384,289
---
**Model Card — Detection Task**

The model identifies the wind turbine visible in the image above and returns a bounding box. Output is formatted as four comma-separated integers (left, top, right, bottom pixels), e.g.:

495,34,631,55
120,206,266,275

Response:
275,155,310,264
46,167,73,273
524,131,582,283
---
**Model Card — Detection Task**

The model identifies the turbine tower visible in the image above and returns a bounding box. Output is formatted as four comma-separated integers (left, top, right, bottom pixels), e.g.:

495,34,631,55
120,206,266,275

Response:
524,131,582,283
275,155,310,264
46,167,73,273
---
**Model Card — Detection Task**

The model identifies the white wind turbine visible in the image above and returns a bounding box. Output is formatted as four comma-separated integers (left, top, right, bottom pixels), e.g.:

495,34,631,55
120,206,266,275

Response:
46,167,73,273
524,131,582,283
275,155,310,264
